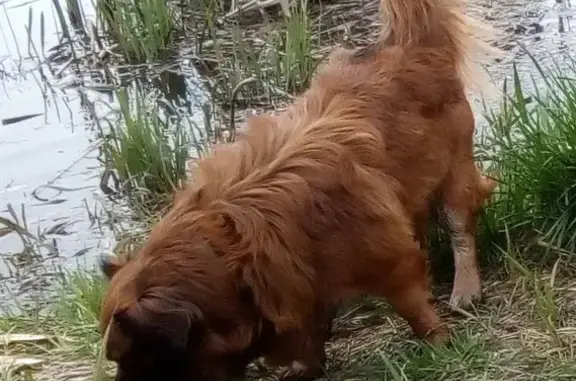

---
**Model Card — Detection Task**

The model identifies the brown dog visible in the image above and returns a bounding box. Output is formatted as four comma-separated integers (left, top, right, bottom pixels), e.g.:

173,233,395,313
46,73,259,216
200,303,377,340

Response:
99,0,497,380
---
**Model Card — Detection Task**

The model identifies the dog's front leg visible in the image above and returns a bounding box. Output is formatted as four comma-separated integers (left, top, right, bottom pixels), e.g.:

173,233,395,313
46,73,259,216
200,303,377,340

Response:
264,311,329,381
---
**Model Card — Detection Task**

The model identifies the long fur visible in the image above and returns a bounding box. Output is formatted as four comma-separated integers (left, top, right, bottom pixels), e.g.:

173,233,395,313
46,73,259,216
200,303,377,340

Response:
379,0,502,96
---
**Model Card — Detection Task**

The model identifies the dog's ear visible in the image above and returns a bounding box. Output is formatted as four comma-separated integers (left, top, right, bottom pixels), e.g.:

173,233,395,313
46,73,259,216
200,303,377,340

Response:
100,254,124,280
209,208,315,333
113,288,202,351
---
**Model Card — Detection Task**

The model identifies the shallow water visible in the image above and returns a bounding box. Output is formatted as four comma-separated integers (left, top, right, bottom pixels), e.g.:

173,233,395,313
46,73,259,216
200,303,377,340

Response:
0,0,575,310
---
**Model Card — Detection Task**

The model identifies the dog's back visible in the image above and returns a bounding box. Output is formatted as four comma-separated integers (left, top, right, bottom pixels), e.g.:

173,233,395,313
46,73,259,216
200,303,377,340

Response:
304,0,495,218
186,0,496,370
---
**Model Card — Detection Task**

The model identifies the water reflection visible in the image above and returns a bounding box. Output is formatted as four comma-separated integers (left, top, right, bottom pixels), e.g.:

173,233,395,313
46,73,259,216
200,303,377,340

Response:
0,0,129,310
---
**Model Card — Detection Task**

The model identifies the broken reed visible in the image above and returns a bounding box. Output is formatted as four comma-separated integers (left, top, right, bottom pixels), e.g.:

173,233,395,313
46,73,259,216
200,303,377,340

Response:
194,0,320,109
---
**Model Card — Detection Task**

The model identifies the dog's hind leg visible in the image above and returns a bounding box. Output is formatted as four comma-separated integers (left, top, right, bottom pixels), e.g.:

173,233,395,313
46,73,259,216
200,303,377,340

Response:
360,217,449,345
373,247,448,345
440,159,495,310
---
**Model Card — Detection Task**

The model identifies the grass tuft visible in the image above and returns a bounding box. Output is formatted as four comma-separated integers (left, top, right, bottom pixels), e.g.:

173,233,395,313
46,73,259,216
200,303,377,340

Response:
482,53,576,264
355,329,494,381
196,0,321,109
96,0,179,62
269,0,317,93
0,270,108,381
99,87,191,212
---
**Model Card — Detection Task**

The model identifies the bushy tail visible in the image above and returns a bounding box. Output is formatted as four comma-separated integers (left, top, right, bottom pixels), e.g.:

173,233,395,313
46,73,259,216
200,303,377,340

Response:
379,0,502,95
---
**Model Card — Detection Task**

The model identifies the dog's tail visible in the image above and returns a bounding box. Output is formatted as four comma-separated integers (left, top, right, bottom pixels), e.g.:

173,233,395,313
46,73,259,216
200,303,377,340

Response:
379,0,501,94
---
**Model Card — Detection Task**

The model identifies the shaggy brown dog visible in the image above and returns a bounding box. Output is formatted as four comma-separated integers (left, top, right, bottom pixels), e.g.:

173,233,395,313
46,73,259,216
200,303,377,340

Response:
99,0,497,380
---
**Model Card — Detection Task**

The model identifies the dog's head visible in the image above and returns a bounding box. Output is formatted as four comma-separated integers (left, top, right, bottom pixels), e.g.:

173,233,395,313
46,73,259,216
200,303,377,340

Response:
98,237,271,381
99,143,317,381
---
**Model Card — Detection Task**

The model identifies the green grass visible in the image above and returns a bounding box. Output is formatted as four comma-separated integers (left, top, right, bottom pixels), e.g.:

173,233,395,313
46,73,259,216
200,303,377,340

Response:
481,54,576,265
96,0,179,62
99,86,191,213
354,329,496,381
337,276,576,381
0,270,109,381
267,0,317,94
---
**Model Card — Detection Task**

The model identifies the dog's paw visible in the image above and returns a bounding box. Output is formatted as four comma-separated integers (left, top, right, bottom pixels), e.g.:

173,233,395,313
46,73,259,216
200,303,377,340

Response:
449,283,482,311
425,325,451,347
276,361,323,381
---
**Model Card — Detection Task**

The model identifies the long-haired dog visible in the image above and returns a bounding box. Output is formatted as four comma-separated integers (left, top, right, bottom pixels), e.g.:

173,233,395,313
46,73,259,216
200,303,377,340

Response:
99,0,498,380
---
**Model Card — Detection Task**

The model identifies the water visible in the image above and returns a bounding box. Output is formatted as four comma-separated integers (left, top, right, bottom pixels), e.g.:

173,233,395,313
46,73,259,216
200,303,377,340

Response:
0,0,113,310
0,0,208,311
468,0,576,118
0,0,575,310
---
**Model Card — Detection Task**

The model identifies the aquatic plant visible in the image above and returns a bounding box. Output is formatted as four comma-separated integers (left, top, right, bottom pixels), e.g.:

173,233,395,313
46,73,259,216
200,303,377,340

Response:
96,0,178,62
100,87,190,210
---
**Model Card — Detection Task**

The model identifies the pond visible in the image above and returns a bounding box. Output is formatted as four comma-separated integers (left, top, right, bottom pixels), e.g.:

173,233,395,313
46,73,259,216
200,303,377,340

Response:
0,0,574,311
